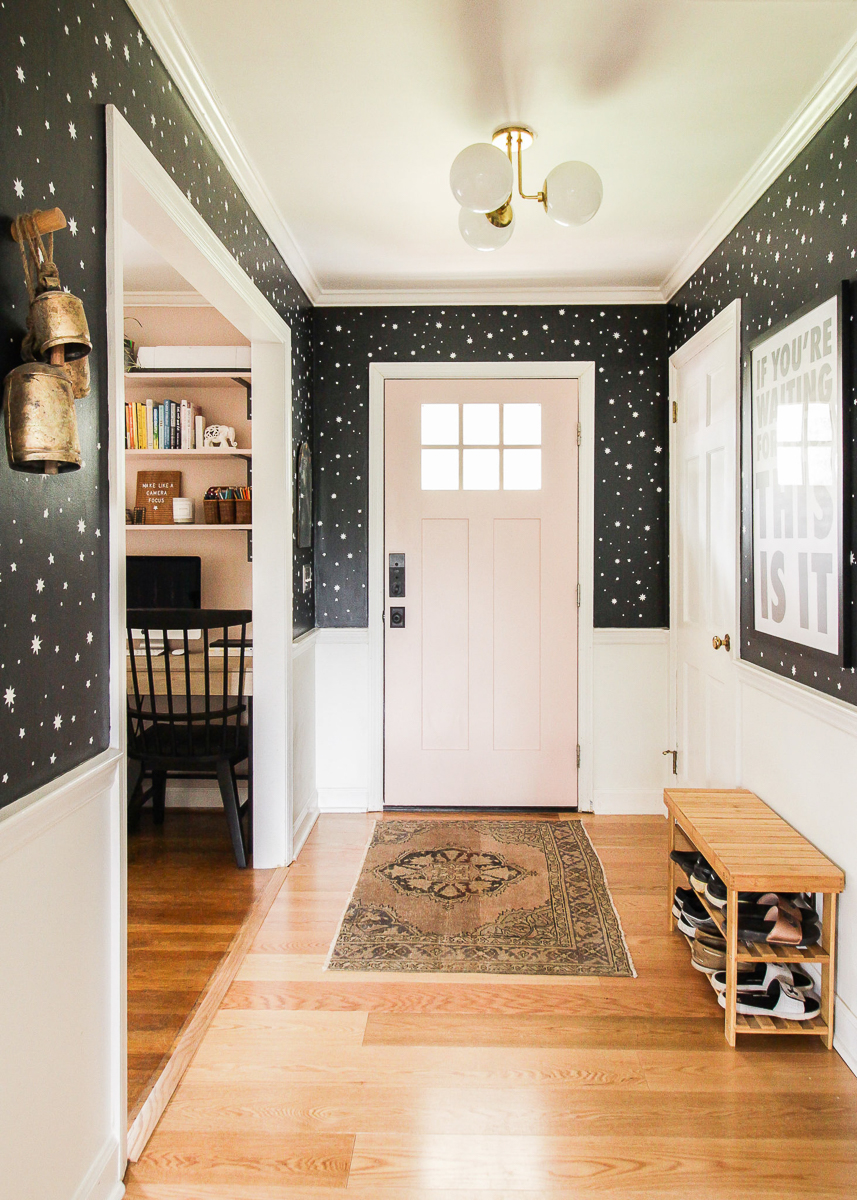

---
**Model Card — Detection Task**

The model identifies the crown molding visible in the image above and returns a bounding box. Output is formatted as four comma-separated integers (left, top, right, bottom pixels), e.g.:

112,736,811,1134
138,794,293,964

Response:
314,284,665,308
124,288,210,307
126,0,322,305
662,30,857,301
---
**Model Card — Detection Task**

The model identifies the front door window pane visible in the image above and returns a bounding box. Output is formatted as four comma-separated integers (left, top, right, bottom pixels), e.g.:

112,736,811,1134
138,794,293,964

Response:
503,403,541,445
421,403,459,445
463,403,499,445
504,448,541,490
422,448,460,489
463,448,499,490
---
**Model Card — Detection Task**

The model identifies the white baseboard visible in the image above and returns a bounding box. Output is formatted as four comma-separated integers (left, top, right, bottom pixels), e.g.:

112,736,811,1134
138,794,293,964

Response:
834,994,857,1079
593,789,667,815
292,792,319,856
317,787,369,813
71,1137,123,1200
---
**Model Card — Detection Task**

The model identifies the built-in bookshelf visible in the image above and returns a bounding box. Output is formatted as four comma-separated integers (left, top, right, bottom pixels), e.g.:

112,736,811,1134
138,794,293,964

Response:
124,365,253,580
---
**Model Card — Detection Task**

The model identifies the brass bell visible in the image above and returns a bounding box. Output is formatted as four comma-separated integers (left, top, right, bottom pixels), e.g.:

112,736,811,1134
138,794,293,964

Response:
28,289,92,361
3,361,81,473
61,354,91,400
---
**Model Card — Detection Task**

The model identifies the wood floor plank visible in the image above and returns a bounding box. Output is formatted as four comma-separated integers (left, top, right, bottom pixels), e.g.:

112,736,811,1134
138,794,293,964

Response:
126,1132,354,1188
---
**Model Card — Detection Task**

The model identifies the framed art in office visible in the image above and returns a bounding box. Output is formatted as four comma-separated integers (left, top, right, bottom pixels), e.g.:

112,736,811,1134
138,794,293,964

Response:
749,289,848,661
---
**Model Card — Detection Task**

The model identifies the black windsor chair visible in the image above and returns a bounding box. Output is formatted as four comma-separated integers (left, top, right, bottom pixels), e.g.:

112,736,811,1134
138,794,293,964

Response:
126,608,252,868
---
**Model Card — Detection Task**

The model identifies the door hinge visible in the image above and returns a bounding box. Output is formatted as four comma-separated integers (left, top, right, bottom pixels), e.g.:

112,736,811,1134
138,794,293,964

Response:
577,421,582,446
576,744,581,769
672,399,678,424
576,583,581,607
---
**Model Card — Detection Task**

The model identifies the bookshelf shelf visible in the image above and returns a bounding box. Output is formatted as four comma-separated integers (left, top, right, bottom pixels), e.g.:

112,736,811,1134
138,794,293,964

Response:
126,523,252,532
125,370,251,385
126,448,251,461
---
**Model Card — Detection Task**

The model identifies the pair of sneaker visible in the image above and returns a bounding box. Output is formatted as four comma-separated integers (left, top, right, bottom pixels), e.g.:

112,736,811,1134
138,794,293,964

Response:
671,886,719,936
670,849,728,909
711,962,821,1020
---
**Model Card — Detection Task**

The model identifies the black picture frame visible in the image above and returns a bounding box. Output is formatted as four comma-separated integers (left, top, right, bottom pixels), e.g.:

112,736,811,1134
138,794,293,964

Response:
297,440,312,550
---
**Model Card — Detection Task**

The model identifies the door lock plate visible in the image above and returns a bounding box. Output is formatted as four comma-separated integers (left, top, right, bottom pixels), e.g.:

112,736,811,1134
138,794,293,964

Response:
389,606,405,628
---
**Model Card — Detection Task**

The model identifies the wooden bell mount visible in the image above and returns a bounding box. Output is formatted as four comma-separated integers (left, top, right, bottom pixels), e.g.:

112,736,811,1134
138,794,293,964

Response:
10,207,67,243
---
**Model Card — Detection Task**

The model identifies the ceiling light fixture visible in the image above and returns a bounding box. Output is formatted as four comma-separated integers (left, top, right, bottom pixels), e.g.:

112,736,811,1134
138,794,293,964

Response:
449,125,603,251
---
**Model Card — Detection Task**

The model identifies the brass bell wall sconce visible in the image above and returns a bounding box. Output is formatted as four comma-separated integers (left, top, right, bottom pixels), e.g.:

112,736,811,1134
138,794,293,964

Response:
3,207,92,474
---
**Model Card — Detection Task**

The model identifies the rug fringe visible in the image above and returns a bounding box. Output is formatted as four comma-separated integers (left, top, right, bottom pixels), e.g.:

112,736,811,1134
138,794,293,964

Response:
322,817,379,972
581,822,638,979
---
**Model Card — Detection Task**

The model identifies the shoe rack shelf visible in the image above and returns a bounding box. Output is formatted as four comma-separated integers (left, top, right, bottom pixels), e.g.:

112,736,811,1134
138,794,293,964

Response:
665,788,844,1048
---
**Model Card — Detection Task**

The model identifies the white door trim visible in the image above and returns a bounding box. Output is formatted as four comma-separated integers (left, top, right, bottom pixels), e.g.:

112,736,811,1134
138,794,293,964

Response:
368,361,596,812
668,298,742,780
106,105,295,1165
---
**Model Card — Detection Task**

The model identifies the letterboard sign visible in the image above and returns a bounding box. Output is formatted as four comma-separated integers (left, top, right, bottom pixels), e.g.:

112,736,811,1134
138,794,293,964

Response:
751,294,842,656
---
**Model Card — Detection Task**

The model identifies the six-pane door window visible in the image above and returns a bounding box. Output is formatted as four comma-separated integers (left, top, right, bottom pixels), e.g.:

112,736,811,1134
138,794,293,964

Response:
421,403,542,491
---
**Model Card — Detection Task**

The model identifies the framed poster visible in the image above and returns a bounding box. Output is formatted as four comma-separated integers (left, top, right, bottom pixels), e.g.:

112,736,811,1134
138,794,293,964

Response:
750,292,843,656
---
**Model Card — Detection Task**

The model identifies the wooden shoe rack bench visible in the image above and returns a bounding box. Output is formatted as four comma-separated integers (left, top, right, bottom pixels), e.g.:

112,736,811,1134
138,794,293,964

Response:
665,788,844,1048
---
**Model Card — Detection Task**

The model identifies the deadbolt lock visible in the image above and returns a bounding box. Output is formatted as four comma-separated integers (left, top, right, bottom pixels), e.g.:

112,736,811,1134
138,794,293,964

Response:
712,634,731,652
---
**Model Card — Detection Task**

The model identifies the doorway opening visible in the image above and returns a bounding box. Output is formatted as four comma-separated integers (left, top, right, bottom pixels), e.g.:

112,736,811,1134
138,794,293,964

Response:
106,107,294,1162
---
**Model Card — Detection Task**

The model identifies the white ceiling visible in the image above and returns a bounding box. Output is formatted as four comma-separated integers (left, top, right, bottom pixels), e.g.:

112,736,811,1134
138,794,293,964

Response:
143,0,857,300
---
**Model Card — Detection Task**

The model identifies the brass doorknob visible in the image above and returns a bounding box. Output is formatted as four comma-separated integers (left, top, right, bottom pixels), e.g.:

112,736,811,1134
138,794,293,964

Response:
712,634,731,651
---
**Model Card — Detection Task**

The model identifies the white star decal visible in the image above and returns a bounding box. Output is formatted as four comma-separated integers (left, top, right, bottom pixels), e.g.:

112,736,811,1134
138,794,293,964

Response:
31,636,41,654
104,33,112,49
75,654,80,663
53,714,62,730
124,44,130,61
36,579,44,593
95,529,101,538
137,30,144,45
91,73,98,89
4,687,15,709
48,554,54,564
19,728,25,739
13,179,23,198
68,217,78,236
2,775,7,784
16,66,24,82
10,563,16,572
77,519,86,533
86,632,93,645
68,122,77,140
50,755,56,765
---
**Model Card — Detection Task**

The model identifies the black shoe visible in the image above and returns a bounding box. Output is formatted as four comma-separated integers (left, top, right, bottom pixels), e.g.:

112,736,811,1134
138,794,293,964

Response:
671,886,695,918
669,850,701,878
690,860,718,893
705,877,728,908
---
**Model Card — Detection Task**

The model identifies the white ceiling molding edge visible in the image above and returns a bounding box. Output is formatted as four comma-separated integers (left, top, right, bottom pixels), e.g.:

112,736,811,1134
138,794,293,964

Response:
314,285,664,307
661,30,857,301
124,289,210,306
127,0,323,304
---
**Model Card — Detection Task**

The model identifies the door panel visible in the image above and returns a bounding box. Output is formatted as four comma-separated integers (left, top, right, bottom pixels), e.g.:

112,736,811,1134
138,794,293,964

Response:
421,519,469,750
673,313,739,788
384,378,578,808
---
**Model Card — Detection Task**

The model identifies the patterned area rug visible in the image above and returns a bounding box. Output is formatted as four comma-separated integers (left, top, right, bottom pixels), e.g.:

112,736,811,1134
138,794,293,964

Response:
327,820,635,976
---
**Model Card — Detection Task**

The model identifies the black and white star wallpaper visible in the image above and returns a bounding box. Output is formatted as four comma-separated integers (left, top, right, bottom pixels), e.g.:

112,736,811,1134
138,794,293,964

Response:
0,0,312,811
668,83,857,706
312,306,669,628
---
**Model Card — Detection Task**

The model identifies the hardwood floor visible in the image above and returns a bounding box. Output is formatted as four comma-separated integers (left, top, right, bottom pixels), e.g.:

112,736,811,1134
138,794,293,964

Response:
124,813,857,1197
127,808,275,1120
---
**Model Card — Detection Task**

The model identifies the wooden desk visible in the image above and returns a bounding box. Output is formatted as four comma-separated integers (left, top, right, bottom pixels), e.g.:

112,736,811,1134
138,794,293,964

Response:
665,788,844,1047
126,650,253,697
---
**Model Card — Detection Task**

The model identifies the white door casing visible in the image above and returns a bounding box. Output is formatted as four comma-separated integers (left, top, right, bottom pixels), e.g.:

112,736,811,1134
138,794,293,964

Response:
368,362,596,813
383,379,578,808
669,300,742,787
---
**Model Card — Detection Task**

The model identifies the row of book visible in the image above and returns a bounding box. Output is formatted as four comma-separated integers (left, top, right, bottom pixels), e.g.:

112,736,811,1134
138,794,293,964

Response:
125,399,205,450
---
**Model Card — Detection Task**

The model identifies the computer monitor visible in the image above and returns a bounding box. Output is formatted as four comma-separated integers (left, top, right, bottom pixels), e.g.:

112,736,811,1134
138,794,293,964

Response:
126,556,201,610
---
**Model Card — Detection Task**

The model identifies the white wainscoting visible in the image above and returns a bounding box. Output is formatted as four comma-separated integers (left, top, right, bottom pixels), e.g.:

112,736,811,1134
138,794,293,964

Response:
314,629,372,812
292,630,320,853
735,662,857,1074
0,752,125,1200
592,628,671,814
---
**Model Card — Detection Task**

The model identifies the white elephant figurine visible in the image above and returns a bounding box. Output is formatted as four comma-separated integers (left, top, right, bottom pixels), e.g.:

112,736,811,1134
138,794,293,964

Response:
203,424,237,449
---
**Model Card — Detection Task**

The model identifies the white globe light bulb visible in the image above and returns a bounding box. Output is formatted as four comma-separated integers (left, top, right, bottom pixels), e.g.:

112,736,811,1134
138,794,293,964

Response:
450,143,513,213
458,207,515,251
544,161,603,226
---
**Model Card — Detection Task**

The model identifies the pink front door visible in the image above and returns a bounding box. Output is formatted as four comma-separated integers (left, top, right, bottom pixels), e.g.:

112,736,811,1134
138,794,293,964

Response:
384,378,578,807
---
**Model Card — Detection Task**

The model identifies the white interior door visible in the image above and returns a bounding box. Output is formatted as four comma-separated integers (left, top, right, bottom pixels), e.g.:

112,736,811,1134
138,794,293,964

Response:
672,304,741,787
384,378,578,807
